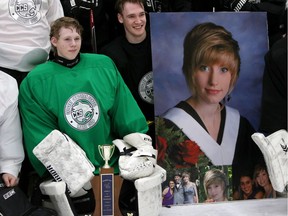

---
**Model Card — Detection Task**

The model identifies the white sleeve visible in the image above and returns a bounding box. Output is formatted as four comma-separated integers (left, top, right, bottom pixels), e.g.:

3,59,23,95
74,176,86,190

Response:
0,73,25,177
47,0,64,25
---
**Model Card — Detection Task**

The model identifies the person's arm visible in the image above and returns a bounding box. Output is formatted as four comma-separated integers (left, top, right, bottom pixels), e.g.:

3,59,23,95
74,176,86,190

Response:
204,198,215,203
219,0,286,13
193,182,199,203
47,0,64,24
255,190,265,199
19,75,58,177
0,75,24,186
107,59,148,137
233,190,241,200
259,37,287,133
162,187,169,197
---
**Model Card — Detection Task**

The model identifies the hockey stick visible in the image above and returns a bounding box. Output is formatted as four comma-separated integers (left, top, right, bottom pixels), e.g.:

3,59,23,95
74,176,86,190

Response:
90,9,97,53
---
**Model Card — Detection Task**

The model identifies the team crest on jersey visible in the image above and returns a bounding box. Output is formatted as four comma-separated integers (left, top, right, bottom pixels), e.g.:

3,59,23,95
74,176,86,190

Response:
64,93,100,130
9,0,42,25
138,71,153,104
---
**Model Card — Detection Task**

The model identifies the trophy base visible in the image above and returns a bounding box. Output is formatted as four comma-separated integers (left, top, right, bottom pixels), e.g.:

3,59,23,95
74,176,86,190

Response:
91,168,123,216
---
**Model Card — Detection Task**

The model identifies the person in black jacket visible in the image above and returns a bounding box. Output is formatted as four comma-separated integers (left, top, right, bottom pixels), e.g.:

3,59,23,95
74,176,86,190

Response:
259,35,287,134
217,0,287,47
100,0,156,145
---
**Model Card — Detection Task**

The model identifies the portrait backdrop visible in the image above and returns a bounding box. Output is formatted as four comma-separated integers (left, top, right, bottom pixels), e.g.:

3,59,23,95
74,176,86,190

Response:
150,12,268,130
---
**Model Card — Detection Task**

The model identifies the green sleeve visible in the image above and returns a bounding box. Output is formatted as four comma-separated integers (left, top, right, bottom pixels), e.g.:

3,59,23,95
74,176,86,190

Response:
109,62,148,137
19,76,57,177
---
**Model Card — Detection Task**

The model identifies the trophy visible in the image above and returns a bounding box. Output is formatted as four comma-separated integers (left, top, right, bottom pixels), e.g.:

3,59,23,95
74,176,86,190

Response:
98,144,115,169
97,144,119,216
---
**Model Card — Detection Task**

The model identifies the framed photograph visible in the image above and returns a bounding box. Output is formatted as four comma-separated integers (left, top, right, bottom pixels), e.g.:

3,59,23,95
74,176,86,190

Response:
150,12,268,204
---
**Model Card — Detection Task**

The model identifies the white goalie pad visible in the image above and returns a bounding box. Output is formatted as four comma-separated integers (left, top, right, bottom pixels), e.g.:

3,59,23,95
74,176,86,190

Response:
252,129,288,192
33,130,95,197
135,165,167,216
40,180,75,216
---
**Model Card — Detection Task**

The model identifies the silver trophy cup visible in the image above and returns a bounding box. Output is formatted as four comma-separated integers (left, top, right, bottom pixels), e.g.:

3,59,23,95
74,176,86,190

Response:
98,144,115,169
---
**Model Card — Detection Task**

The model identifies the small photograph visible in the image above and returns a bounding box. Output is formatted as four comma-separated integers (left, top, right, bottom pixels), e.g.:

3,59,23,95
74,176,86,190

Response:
150,12,268,204
162,166,232,204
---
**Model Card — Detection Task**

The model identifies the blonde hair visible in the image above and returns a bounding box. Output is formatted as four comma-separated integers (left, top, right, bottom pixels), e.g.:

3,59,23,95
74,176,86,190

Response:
182,22,240,95
182,171,190,179
203,169,228,198
253,163,270,187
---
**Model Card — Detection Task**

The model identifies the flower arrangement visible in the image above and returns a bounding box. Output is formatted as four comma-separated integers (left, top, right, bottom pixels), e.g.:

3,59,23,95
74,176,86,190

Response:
156,117,211,175
155,116,233,202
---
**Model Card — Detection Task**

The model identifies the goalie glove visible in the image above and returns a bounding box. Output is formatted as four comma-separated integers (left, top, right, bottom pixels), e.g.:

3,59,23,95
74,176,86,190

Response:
113,133,157,180
123,132,156,157
123,133,157,168
33,130,95,197
251,129,288,192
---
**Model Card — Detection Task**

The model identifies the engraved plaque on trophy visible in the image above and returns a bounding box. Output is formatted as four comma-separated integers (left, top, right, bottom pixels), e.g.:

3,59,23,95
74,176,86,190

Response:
98,144,115,216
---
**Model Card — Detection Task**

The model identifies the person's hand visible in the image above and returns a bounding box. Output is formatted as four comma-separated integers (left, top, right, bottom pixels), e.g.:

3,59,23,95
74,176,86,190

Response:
2,173,19,187
205,198,215,203
220,0,249,11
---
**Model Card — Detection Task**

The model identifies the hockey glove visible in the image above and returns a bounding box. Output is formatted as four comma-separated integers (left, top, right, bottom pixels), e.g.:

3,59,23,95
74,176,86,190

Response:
113,133,157,180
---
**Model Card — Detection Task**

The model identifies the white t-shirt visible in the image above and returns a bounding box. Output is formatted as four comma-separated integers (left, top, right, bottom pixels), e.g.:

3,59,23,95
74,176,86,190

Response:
0,0,64,72
0,71,24,177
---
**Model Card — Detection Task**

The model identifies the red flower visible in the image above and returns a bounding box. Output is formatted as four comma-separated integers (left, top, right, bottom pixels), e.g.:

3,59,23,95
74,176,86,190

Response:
169,139,203,167
180,140,202,163
156,136,168,163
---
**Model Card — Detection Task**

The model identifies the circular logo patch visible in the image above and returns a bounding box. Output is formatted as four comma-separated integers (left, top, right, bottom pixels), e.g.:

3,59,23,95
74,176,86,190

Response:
138,71,153,104
9,0,42,25
64,93,100,130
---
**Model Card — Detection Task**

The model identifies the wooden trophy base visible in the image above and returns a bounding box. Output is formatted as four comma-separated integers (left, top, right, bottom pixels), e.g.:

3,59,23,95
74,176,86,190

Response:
92,168,123,216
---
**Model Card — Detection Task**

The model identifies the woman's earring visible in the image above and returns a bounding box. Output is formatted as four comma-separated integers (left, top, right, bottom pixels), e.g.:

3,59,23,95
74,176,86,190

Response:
227,94,231,102
222,94,231,105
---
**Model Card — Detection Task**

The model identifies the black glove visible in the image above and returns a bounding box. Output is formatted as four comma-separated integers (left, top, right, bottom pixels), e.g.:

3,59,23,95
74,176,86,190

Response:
221,0,250,11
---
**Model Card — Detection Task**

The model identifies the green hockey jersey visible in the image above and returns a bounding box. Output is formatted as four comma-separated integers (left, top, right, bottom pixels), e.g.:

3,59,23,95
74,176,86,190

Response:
19,53,148,176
